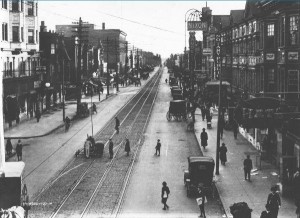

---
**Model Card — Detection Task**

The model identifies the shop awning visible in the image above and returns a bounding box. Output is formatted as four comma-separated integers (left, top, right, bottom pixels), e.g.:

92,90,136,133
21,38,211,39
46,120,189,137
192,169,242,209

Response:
241,97,280,109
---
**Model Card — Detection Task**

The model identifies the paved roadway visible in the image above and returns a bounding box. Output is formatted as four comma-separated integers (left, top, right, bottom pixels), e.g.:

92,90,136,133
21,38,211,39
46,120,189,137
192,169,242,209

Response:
118,68,226,218
6,69,158,201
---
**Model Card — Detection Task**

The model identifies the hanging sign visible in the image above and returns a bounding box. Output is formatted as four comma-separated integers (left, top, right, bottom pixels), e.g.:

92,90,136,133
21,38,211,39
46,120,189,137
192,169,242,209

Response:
187,21,207,31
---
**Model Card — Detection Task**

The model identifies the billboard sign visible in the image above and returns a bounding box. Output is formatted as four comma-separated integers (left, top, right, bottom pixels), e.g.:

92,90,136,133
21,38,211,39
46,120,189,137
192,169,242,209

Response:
187,21,207,31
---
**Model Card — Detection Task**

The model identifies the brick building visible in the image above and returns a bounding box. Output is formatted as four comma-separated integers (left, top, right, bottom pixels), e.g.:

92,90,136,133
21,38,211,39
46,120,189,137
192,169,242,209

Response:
0,0,40,127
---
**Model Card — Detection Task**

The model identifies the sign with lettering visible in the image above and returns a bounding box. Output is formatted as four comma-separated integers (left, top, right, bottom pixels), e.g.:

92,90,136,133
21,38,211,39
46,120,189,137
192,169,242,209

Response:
288,52,298,60
187,21,207,31
203,48,212,55
215,34,221,76
266,53,275,60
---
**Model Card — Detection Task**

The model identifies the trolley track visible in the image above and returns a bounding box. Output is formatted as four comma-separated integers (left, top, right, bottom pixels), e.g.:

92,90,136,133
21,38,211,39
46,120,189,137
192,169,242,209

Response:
28,68,159,201
31,68,163,218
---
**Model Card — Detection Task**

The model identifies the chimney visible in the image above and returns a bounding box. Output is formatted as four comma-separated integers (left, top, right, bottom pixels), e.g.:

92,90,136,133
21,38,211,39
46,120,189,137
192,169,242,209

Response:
102,23,105,30
40,21,47,32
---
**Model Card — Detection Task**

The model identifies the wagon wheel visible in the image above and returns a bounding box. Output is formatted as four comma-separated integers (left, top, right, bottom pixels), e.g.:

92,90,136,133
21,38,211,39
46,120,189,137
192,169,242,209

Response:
166,111,171,121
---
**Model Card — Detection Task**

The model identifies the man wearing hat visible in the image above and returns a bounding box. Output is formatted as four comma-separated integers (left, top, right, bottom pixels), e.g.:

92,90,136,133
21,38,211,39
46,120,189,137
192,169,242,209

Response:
155,139,161,156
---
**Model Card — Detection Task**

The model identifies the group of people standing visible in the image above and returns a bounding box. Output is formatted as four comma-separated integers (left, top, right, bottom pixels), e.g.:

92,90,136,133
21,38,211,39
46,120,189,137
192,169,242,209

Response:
6,139,23,161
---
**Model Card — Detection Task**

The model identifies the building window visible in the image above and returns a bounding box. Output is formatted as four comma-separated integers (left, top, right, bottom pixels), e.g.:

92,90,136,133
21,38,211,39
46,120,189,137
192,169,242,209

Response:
12,26,19,42
36,30,38,43
253,21,257,32
267,24,274,36
268,69,275,83
12,0,19,11
51,43,55,54
28,29,34,43
36,2,38,16
27,1,34,16
2,0,7,9
21,27,24,42
20,0,23,11
289,16,299,45
280,16,285,46
2,23,8,41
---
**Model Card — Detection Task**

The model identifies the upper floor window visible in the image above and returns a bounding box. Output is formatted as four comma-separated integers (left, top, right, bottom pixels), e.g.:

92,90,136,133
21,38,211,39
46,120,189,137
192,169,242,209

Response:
243,25,246,36
12,26,19,42
239,26,243,37
289,15,299,45
2,0,7,9
267,24,274,36
280,16,285,46
253,21,257,32
28,29,34,43
12,0,19,11
27,1,34,15
2,23,8,41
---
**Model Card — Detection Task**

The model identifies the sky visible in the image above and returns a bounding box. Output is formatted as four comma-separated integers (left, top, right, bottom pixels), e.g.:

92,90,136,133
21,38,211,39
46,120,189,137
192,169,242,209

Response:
39,1,246,58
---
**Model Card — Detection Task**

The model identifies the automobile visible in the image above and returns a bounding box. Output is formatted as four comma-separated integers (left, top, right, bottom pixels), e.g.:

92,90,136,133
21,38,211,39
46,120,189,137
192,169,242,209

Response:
184,156,215,197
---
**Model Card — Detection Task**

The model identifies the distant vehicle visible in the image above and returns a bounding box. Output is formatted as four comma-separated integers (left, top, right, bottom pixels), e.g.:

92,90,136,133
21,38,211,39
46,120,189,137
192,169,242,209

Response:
184,156,215,198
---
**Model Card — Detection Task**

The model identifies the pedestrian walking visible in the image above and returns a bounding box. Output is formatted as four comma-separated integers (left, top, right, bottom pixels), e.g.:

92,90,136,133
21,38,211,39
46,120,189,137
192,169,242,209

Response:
200,128,208,149
65,116,71,132
266,186,281,218
165,78,168,83
219,143,227,165
243,155,253,181
155,139,161,156
124,138,130,156
36,109,41,123
84,138,91,158
115,117,120,134
16,140,23,161
233,121,238,139
92,103,97,114
200,106,206,121
109,138,114,159
196,186,206,217
161,181,170,210
6,139,13,156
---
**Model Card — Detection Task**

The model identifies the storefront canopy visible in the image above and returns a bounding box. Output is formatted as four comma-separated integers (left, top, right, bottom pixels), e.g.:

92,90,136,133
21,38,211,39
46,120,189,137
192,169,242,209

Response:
241,97,280,110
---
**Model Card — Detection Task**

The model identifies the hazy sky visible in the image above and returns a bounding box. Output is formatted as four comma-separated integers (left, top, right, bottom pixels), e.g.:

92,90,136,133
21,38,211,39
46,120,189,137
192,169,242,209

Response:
39,1,246,58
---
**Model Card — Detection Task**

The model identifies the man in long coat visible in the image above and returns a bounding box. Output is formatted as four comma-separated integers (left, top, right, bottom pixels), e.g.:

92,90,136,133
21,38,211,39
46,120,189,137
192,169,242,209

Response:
125,138,130,156
200,128,208,149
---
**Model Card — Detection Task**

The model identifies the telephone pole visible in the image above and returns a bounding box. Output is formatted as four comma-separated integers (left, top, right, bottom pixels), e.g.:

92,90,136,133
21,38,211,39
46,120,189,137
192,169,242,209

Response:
115,38,119,92
72,17,88,114
106,37,110,96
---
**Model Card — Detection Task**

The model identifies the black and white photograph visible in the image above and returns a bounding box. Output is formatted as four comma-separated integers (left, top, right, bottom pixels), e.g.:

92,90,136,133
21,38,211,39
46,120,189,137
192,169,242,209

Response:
0,0,300,217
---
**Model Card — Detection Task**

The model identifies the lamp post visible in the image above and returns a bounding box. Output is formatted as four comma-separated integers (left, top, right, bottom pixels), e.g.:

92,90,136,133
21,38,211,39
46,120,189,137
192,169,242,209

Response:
89,82,94,137
62,59,65,121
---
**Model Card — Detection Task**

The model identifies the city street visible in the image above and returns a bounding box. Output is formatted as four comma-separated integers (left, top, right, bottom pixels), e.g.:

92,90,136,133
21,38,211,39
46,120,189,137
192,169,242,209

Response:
119,69,226,218
1,1,300,218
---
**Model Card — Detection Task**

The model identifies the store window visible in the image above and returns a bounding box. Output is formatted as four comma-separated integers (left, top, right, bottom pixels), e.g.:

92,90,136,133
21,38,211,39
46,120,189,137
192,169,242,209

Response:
12,26,19,42
267,24,274,36
266,23,275,49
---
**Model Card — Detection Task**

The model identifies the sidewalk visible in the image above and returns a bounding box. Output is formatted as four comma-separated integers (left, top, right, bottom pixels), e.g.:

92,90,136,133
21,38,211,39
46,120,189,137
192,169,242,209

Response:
194,113,296,218
3,73,155,160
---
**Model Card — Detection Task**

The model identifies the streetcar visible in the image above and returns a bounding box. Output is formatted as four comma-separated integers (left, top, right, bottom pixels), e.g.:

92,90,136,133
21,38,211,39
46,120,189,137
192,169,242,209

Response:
184,156,215,198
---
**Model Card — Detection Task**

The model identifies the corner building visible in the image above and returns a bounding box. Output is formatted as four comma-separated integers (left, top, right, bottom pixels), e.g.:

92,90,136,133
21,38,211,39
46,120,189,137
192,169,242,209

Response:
0,0,40,127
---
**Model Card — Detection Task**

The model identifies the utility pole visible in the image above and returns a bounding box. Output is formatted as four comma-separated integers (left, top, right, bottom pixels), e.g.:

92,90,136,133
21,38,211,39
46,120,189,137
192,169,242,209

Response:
125,41,128,81
62,59,65,121
77,17,82,113
136,48,139,77
106,37,110,96
115,38,119,92
215,33,222,175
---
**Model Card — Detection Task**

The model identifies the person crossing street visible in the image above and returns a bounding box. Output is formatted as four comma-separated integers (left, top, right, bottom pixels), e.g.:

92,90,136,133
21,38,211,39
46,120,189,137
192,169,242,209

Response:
155,139,161,156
